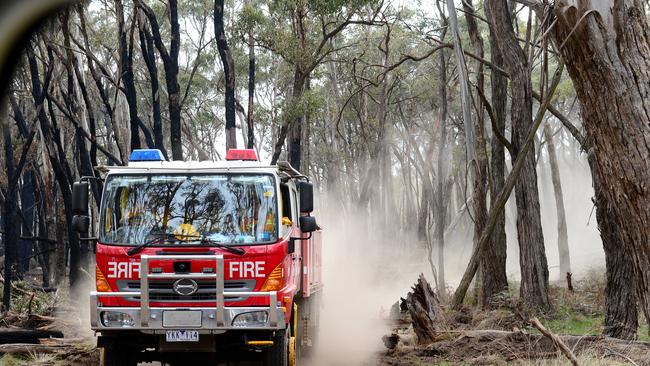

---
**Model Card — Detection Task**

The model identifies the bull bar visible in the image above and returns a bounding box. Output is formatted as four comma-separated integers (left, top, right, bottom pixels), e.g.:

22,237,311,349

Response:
90,254,285,331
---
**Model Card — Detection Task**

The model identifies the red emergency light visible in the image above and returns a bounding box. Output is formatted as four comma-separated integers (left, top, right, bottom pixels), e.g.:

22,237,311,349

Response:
225,148,259,161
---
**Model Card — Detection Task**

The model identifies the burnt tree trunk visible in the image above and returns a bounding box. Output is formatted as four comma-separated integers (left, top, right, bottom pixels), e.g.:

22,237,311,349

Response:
486,0,550,310
245,0,255,149
483,2,509,305
271,69,307,169
27,42,79,288
116,0,142,151
214,0,237,151
138,12,167,158
406,274,441,344
2,115,18,310
551,0,650,329
543,124,571,279
139,0,182,160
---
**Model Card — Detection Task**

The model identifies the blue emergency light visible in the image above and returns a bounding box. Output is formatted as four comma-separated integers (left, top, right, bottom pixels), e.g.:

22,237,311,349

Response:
129,149,165,162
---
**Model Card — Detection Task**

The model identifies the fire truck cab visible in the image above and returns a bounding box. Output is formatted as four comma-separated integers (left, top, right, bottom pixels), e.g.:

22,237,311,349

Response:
71,149,323,366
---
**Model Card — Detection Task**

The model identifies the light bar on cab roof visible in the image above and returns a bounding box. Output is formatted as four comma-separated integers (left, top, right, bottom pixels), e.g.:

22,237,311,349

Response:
226,148,259,161
129,149,165,162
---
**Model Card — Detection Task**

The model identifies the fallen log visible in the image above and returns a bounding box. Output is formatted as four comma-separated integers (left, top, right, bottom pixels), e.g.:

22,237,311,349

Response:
0,328,63,344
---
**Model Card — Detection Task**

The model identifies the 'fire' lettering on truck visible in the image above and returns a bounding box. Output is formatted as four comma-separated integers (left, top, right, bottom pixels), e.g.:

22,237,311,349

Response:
105,261,265,279
229,261,265,278
106,261,140,278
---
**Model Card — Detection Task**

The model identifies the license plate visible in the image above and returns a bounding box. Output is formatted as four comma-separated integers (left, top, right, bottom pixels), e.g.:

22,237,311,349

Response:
166,330,199,342
163,310,202,327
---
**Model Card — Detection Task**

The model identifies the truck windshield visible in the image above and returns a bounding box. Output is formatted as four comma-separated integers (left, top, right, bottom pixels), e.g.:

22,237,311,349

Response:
100,174,277,246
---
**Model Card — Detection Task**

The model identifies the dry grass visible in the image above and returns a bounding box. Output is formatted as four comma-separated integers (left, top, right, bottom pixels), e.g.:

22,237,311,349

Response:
380,268,650,366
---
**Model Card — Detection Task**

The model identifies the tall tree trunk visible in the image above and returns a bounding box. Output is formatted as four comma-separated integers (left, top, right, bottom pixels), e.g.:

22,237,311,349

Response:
77,5,124,164
486,0,550,310
587,152,638,339
27,42,80,288
2,114,18,310
138,0,182,160
287,69,307,170
245,0,255,149
214,0,237,151
539,96,638,339
116,0,142,151
271,68,307,169
138,12,167,158
18,171,35,278
543,124,571,278
435,46,448,294
551,0,650,325
462,0,490,306
483,3,509,305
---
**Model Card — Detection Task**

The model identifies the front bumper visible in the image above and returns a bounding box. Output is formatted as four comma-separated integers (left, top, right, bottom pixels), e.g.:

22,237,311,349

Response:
90,254,285,331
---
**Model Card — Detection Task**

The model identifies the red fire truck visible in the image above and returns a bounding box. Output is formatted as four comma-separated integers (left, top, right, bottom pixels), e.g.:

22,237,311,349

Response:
71,148,322,366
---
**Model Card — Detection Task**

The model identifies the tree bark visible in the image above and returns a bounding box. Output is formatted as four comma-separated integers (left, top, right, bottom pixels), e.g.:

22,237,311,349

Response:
483,2,509,305
214,0,237,151
588,151,638,339
486,0,550,310
550,0,650,329
536,94,639,338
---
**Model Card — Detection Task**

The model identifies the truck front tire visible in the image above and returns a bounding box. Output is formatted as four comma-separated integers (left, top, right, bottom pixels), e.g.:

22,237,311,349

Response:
100,347,137,366
265,329,290,366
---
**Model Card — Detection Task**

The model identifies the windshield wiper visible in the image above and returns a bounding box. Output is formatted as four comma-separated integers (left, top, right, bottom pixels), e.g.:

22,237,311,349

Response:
127,233,182,256
199,237,246,256
127,233,245,256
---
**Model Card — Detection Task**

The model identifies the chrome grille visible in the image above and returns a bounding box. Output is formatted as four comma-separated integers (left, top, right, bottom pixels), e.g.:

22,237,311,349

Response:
116,279,256,302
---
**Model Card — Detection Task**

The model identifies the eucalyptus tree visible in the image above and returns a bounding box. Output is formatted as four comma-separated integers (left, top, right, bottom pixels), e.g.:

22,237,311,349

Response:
249,0,382,170
485,0,550,310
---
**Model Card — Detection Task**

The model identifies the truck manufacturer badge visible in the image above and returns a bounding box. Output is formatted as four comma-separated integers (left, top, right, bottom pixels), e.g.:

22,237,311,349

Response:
173,279,199,296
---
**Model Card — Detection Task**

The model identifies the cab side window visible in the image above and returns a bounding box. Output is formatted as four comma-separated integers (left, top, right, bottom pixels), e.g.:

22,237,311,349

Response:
280,184,293,221
290,189,298,221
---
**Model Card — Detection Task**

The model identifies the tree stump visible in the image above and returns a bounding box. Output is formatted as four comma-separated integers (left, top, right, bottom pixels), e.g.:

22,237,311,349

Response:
406,274,441,344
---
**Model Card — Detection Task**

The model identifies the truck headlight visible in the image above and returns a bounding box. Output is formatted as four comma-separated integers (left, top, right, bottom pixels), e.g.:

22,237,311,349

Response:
101,311,135,327
232,311,268,327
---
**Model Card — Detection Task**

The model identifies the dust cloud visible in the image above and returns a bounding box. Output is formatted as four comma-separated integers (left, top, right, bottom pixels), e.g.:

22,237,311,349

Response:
308,199,431,366
307,146,605,365
59,273,96,339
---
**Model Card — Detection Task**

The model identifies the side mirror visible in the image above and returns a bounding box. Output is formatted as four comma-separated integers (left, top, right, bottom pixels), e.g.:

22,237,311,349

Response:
299,216,317,233
72,182,89,215
297,181,313,213
72,215,90,233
